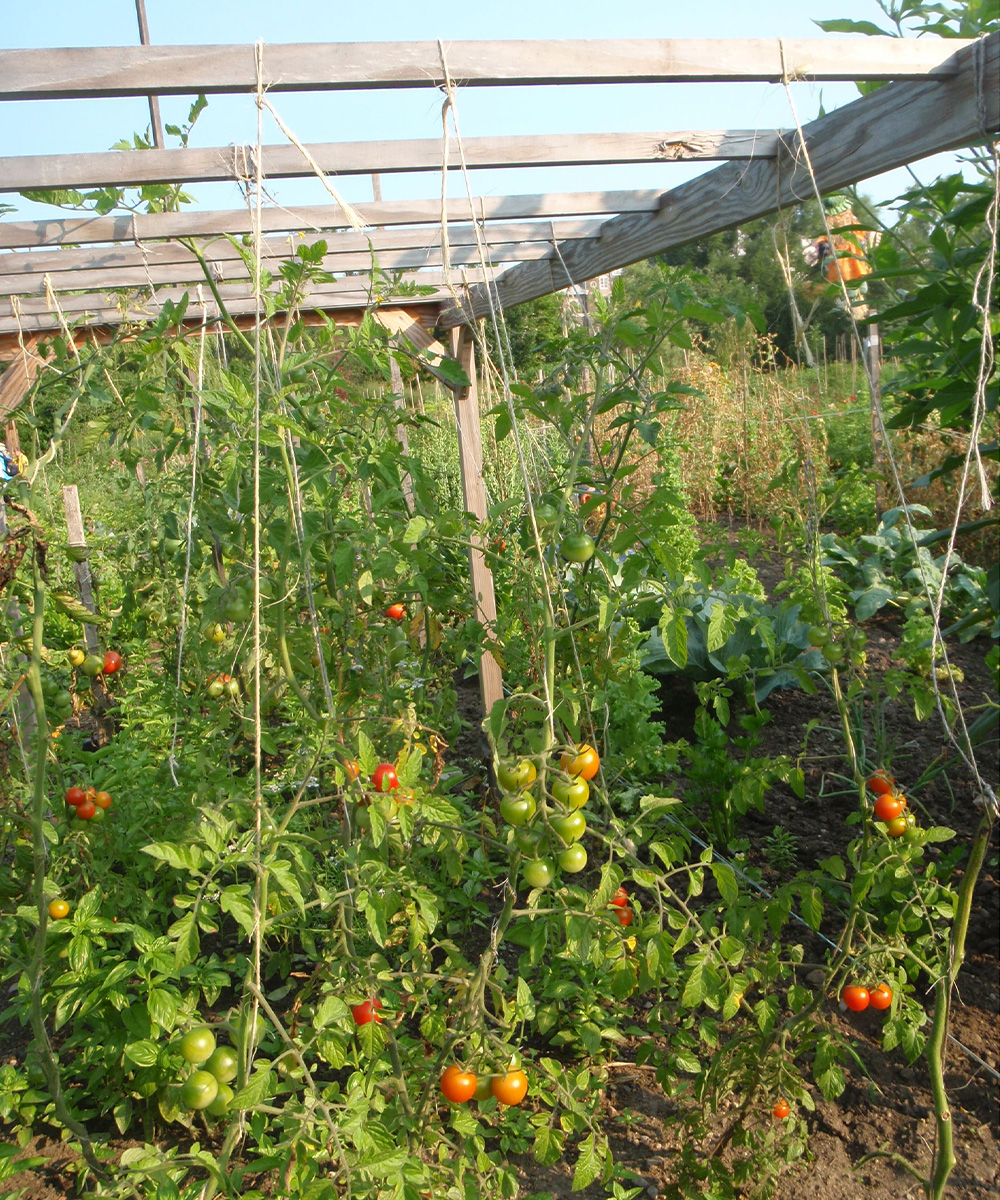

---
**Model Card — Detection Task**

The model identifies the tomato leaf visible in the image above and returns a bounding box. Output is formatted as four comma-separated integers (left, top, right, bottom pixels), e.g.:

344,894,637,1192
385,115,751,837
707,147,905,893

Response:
570,1134,603,1191
231,1066,276,1110
711,863,739,906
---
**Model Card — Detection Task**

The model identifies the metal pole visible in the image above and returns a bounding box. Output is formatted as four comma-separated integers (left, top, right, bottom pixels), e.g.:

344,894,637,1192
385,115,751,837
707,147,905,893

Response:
134,0,166,150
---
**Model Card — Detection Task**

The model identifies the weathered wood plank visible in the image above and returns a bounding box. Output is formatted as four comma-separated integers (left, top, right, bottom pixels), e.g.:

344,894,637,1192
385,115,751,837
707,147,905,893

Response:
0,38,972,100
450,327,503,718
0,218,606,277
440,32,1000,327
0,131,779,192
0,191,664,249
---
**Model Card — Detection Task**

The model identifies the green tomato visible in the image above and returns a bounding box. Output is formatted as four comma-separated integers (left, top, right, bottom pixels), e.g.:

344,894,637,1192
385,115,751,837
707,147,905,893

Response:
499,793,537,827
551,776,589,809
559,533,596,564
474,1075,494,1102
81,655,105,678
806,626,829,647
550,810,586,845
513,826,547,856
522,858,555,889
207,679,226,699
531,502,559,529
205,1046,239,1084
557,844,588,873
180,1070,220,1111
223,678,240,700
497,759,536,791
205,623,227,644
206,1082,234,1117
179,1027,217,1065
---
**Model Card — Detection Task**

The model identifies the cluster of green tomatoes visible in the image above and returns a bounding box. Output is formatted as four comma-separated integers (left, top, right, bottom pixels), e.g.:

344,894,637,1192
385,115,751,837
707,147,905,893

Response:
497,744,601,887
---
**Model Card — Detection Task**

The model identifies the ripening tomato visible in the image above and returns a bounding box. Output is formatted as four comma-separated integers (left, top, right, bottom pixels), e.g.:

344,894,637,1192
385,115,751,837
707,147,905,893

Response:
474,1075,494,1102
205,623,227,644
609,886,628,908
440,1065,477,1103
491,1069,528,1106
497,759,537,791
81,654,105,678
868,983,893,1010
371,763,399,793
94,791,112,810
841,985,870,1012
773,1099,790,1120
65,787,86,807
885,816,908,838
615,905,634,928
351,999,383,1026
103,651,123,675
76,800,97,820
867,771,895,795
344,760,362,781
551,775,589,809
48,899,70,920
560,743,600,781
873,793,904,822
385,603,406,622
68,647,86,667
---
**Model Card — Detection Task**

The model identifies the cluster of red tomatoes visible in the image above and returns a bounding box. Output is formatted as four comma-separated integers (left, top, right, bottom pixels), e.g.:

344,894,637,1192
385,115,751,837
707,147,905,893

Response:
841,983,894,1013
68,647,122,677
868,770,917,839
175,1027,239,1116
343,758,407,802
497,744,602,889
65,784,113,822
440,1063,528,1107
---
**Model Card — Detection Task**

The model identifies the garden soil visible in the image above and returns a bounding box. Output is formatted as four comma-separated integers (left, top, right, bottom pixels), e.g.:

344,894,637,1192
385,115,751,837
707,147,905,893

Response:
3,569,997,1199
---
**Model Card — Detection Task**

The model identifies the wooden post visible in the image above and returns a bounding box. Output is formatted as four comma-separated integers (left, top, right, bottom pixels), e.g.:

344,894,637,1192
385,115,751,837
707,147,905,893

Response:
866,323,888,517
133,0,165,150
0,499,35,741
449,327,503,717
62,485,100,653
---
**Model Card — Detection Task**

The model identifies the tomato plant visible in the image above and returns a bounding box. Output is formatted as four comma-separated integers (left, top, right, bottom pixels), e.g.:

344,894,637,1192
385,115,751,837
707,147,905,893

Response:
873,793,904,822
522,858,555,889
499,793,537,827
440,1065,477,1103
773,1099,790,1120
560,532,596,564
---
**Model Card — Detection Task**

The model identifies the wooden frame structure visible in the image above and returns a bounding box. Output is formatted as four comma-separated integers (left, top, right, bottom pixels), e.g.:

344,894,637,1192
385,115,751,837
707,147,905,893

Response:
1,32,998,711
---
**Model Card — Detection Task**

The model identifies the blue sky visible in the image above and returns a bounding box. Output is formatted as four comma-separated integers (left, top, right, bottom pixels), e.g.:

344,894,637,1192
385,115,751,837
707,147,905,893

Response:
0,0,970,223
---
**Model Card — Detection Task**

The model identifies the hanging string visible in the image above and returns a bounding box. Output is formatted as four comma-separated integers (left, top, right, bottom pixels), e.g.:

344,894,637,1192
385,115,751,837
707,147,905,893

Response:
778,46,997,816
167,287,208,786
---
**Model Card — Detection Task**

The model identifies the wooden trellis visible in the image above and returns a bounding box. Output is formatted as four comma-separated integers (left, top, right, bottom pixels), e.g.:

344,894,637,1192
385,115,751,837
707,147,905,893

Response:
1,32,997,712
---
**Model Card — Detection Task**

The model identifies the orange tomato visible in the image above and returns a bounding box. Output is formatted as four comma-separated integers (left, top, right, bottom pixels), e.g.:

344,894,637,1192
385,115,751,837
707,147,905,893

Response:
867,771,895,796
560,743,600,781
873,793,903,822
869,983,893,1011
773,1099,790,1120
491,1069,528,1106
440,1065,477,1103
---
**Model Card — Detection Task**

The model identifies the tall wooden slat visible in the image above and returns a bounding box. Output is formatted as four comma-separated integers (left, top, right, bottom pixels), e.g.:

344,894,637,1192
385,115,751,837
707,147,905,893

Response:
0,37,971,100
0,130,778,192
450,327,503,717
440,32,1000,327
62,485,101,654
0,191,665,250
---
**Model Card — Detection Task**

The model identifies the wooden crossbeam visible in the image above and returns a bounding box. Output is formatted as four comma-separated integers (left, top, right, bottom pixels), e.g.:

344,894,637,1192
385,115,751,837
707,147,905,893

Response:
0,218,606,280
0,191,665,250
0,130,779,192
440,32,1000,327
0,38,973,101
0,272,483,334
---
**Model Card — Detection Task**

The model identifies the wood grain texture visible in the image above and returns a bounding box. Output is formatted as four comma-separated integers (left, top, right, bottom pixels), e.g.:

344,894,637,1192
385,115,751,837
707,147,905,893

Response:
0,218,606,279
0,192,664,249
0,334,46,419
0,131,778,192
0,37,972,100
440,32,1000,327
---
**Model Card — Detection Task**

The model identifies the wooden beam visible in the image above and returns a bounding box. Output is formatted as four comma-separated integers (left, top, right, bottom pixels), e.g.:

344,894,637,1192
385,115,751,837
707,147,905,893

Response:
450,326,503,718
0,334,47,419
0,218,607,278
0,38,973,101
0,130,779,192
0,191,665,249
440,32,1000,327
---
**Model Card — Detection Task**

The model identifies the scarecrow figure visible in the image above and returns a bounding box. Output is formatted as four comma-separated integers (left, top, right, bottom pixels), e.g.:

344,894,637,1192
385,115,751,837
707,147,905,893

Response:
0,442,22,487
802,194,880,319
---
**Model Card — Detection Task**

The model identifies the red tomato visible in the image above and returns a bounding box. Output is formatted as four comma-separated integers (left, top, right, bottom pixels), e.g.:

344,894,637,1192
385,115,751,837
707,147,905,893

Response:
491,1069,528,1106
351,999,383,1026
65,787,86,807
103,651,123,675
841,985,870,1012
609,886,628,908
868,983,893,1010
873,793,903,822
615,905,634,928
867,771,894,795
371,763,399,793
440,1065,477,1103
76,799,97,820
773,1099,790,1120
385,604,406,622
